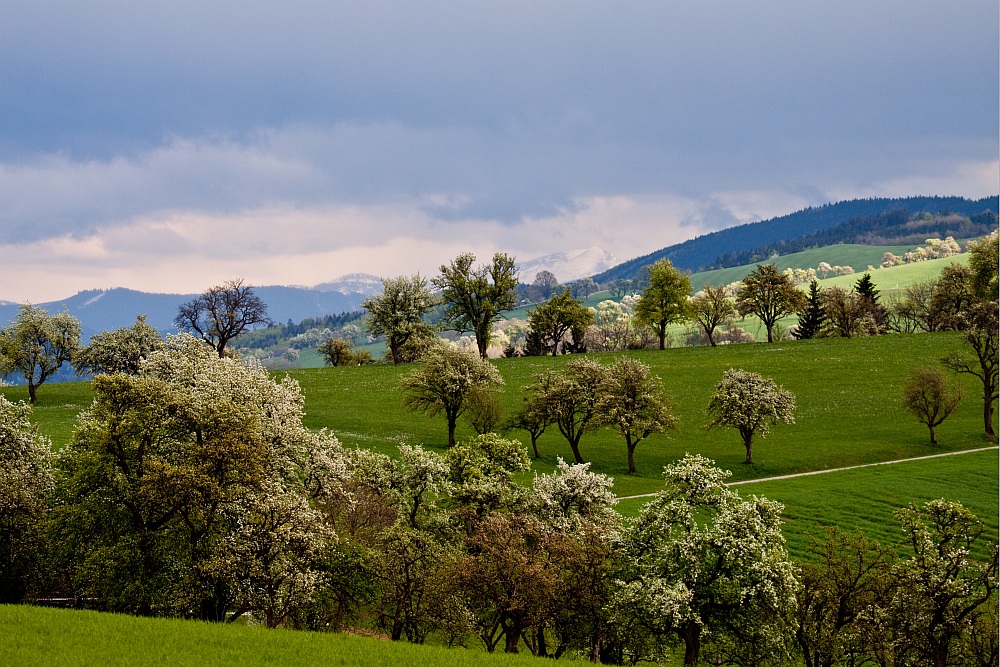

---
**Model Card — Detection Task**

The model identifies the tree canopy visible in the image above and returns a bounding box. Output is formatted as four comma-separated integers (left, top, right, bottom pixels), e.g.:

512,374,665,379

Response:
527,290,594,356
634,259,692,350
361,274,437,365
0,304,81,404
735,264,808,343
434,252,518,359
706,368,796,464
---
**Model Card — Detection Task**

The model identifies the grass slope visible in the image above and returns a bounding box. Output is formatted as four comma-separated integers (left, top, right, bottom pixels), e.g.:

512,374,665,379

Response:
0,605,545,667
616,448,999,562
6,332,993,498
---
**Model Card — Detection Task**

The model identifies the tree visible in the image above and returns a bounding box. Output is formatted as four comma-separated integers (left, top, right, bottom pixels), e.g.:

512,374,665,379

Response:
434,252,519,359
72,315,164,376
523,359,609,465
930,264,978,331
706,368,796,464
853,272,888,334
0,396,54,602
795,528,893,667
942,301,999,440
735,264,808,343
612,454,798,665
530,270,559,301
49,334,346,620
400,342,504,446
508,394,553,459
527,290,594,356
794,280,826,340
821,286,867,338
902,367,962,444
883,500,999,667
634,259,692,350
967,229,999,300
594,357,678,474
174,278,272,357
361,274,437,365
317,337,357,366
689,284,735,347
0,304,81,404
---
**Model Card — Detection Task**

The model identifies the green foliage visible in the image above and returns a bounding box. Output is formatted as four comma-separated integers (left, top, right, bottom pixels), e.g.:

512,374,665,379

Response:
73,315,165,376
634,258,692,350
435,252,519,359
523,358,608,465
526,290,594,356
967,228,999,299
0,304,81,404
594,357,677,474
689,284,735,346
942,300,1000,440
736,263,808,343
317,337,361,367
794,280,825,339
400,342,504,446
361,274,438,365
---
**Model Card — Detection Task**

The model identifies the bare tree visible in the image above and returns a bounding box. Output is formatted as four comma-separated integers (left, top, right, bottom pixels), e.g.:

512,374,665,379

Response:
174,279,272,357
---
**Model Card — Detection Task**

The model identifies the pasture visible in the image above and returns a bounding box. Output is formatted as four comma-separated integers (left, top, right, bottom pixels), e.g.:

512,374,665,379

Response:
0,605,546,667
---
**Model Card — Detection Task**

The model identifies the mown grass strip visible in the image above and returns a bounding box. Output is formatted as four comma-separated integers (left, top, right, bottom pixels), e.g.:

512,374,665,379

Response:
0,605,546,667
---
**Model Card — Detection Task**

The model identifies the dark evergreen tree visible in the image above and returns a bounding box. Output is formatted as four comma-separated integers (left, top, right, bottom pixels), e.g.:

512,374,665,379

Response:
794,280,826,340
854,273,880,303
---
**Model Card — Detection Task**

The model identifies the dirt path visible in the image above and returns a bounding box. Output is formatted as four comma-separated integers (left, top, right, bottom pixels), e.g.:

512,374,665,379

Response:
616,446,999,501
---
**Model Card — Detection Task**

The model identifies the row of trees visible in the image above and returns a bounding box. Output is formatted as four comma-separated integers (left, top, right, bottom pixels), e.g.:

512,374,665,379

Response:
3,350,995,664
398,341,797,471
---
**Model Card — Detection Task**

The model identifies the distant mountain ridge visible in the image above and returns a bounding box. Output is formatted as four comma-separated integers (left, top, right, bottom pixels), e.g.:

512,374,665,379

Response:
0,276,383,339
592,195,999,283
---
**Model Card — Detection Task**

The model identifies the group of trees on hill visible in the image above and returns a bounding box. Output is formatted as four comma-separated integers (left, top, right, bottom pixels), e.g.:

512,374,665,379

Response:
1,347,996,664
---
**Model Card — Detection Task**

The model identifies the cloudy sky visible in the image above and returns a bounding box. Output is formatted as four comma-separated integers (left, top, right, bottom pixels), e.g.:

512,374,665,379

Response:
2,1,997,302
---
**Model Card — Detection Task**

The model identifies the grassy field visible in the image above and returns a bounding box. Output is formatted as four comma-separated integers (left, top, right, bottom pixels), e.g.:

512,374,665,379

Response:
0,605,547,667
5,332,993,498
688,243,921,292
616,448,998,562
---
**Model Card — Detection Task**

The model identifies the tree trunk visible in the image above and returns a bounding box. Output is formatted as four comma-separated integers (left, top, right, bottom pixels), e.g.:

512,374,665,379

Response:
681,620,701,665
447,417,457,447
627,441,637,474
569,438,586,464
743,430,754,464
530,434,540,458
658,324,667,350
765,323,775,343
27,381,38,404
928,423,937,445
984,386,996,439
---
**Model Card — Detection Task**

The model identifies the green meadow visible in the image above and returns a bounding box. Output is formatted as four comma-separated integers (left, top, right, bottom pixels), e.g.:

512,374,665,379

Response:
0,605,548,667
8,331,994,503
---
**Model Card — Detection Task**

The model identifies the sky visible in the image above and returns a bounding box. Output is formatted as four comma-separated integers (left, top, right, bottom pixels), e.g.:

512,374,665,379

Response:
1,1,997,303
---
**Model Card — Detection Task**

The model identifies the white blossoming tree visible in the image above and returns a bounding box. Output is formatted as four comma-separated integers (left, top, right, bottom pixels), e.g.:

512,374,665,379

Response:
0,304,82,404
361,274,438,365
706,368,796,464
72,314,164,376
0,396,54,602
612,454,799,665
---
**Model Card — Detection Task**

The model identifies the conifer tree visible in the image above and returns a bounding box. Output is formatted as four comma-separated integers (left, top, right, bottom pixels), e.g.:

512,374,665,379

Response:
794,280,825,340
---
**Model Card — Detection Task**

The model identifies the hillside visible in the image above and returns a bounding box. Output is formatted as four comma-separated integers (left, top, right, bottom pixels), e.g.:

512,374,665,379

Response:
592,195,998,282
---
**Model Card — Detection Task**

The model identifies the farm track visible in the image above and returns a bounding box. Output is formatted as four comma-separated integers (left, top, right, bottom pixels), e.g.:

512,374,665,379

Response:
616,446,999,500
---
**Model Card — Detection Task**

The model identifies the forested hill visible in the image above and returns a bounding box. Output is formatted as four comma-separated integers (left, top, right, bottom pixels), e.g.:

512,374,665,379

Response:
591,195,999,282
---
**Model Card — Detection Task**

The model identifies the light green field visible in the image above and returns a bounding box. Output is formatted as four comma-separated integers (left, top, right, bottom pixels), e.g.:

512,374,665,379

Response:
616,448,999,562
0,605,547,667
